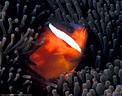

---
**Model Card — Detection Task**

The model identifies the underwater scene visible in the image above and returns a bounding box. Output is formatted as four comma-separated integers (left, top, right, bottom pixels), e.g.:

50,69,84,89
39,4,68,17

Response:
0,0,122,96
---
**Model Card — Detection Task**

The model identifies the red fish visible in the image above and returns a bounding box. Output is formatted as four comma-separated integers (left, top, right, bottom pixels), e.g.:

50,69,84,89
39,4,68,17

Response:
29,23,88,81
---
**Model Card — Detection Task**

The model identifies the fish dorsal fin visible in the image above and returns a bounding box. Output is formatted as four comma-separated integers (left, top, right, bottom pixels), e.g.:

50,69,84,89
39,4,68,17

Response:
49,23,81,53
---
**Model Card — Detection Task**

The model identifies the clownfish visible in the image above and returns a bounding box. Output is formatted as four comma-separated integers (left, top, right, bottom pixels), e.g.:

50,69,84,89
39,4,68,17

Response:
28,23,88,81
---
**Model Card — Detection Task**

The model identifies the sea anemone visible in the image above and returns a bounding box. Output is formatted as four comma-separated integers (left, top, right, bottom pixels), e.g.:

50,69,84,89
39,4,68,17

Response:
0,0,122,96
45,0,122,96
0,0,50,95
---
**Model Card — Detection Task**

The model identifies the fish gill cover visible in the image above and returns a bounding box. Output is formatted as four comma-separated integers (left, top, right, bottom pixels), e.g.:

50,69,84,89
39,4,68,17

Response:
0,0,122,96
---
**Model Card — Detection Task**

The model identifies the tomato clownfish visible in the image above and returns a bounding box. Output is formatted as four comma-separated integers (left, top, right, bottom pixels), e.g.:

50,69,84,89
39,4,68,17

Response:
28,22,88,81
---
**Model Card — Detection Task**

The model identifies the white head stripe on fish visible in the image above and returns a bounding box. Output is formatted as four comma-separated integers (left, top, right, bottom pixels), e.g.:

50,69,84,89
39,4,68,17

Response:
49,23,81,53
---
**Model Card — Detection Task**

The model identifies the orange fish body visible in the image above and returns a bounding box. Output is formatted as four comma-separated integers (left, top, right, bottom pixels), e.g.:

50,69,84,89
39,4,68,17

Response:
29,23,87,81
